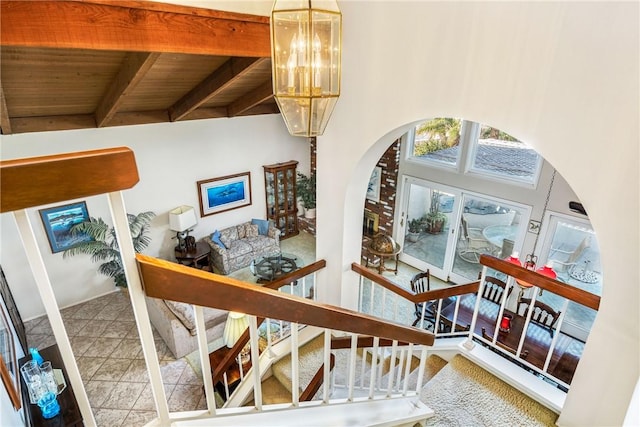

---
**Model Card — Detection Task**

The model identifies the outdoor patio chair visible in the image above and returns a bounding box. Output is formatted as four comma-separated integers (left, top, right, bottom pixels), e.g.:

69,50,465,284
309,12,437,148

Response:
550,235,591,273
458,217,494,263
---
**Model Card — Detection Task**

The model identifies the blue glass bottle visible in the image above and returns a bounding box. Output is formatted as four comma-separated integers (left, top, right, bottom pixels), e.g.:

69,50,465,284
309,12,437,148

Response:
29,348,44,366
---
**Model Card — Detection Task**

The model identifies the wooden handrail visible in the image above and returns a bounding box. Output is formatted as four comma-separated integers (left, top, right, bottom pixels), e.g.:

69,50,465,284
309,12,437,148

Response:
262,260,327,291
212,317,265,385
137,255,435,346
0,147,139,213
480,255,600,310
300,354,335,402
351,263,480,303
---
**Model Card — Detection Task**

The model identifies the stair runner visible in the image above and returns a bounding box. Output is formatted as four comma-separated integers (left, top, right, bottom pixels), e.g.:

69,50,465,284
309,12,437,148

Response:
262,337,559,426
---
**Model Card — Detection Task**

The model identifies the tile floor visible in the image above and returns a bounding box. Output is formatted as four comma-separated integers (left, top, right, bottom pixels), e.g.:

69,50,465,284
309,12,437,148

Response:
25,291,206,427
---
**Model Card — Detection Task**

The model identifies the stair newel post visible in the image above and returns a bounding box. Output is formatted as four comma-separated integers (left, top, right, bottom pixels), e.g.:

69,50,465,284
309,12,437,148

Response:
291,323,300,406
248,315,263,410
368,337,380,399
386,340,399,397
322,329,332,403
414,346,429,394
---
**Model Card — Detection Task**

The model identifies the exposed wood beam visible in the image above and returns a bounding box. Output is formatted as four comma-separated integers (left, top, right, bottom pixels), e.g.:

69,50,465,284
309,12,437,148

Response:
95,52,160,127
0,147,139,213
181,107,230,121
0,85,12,135
169,57,268,122
1,1,271,57
227,80,274,117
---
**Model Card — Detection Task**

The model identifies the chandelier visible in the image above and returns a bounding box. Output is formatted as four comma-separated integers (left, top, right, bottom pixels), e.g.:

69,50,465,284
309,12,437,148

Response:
271,0,342,137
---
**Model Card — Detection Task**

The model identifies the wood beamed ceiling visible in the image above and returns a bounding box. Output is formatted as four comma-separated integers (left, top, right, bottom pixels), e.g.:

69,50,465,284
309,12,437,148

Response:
0,0,279,135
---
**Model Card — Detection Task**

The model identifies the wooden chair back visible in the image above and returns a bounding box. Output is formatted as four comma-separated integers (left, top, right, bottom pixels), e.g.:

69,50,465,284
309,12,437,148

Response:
410,270,432,327
482,276,512,305
517,298,561,337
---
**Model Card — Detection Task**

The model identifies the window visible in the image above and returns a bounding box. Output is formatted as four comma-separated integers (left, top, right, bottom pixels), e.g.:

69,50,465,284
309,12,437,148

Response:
410,118,462,167
468,124,542,185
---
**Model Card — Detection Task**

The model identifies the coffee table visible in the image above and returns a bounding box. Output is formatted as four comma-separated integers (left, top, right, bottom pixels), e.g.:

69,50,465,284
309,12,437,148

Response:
250,252,303,283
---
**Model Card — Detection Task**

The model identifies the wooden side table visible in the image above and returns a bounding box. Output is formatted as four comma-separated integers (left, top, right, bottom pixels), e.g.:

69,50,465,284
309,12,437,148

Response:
365,242,402,275
175,241,210,270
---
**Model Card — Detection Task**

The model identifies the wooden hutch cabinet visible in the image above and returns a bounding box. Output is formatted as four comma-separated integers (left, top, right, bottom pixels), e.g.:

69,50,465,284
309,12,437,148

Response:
263,161,299,239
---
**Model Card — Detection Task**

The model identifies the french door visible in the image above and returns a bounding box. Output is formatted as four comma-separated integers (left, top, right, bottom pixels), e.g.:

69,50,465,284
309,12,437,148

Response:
397,176,530,283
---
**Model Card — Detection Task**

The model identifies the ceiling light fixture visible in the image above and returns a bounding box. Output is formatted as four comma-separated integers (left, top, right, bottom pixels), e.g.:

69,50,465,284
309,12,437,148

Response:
271,0,342,137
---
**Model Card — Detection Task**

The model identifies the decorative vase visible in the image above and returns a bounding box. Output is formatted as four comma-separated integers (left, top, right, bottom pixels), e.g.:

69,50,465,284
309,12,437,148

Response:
304,208,316,219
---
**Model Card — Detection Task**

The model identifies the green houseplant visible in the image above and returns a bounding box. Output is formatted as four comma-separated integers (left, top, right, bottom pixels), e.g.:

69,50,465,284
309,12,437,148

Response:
424,191,446,234
63,211,155,288
406,218,423,242
296,172,316,218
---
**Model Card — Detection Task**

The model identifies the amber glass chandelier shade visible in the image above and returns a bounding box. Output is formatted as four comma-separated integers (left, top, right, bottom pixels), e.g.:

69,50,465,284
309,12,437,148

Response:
271,0,342,137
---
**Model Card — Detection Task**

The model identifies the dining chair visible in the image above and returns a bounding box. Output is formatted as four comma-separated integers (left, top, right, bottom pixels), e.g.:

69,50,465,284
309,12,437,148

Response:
410,270,433,328
481,328,529,359
517,297,561,338
482,276,512,306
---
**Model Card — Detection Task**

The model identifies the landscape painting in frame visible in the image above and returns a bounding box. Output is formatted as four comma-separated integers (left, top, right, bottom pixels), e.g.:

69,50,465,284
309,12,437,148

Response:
39,201,92,253
197,172,252,217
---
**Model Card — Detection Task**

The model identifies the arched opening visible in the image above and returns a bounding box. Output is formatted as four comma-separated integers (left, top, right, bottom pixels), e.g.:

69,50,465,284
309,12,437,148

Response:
358,117,601,380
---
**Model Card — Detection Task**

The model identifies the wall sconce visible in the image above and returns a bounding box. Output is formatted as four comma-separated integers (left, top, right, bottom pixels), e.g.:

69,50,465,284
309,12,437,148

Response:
271,0,342,137
169,205,197,252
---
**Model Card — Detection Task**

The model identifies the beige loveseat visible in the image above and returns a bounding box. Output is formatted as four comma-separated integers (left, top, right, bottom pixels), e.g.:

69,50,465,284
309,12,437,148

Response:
203,220,280,275
146,297,227,359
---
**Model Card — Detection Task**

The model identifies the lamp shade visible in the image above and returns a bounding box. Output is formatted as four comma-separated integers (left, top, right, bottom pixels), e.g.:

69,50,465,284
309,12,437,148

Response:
271,0,341,137
169,206,197,232
223,312,249,348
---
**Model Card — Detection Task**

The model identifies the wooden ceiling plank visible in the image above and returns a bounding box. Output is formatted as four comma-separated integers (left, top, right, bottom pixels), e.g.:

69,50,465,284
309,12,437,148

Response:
10,114,97,134
105,110,171,128
1,1,270,57
0,85,12,135
227,80,274,117
169,57,268,122
95,52,161,127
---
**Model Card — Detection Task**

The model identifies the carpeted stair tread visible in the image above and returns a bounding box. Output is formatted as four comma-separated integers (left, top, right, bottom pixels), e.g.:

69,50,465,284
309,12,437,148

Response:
258,376,293,405
375,354,448,391
420,355,558,426
271,334,325,394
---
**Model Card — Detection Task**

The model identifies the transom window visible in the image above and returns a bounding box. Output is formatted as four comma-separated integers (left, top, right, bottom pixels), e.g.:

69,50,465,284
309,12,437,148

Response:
409,118,543,186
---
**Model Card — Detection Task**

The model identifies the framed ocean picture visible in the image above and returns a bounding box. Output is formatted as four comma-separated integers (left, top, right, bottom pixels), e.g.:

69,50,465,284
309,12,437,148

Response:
197,172,252,217
38,201,92,253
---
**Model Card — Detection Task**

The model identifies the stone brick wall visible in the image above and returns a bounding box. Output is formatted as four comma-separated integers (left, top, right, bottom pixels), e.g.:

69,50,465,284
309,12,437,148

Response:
362,139,401,256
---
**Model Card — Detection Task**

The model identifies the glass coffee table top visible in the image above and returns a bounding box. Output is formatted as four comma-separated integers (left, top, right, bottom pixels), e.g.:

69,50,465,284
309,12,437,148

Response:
250,252,303,283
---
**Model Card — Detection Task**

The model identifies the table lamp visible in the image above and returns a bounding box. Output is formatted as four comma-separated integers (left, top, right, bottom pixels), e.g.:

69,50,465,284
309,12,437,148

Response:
223,312,249,348
169,206,197,251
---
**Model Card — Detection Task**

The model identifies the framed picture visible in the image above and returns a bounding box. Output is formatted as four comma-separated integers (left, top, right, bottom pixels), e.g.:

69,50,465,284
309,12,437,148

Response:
197,172,252,217
528,220,541,234
366,166,382,202
39,201,92,253
0,303,20,410
363,209,379,237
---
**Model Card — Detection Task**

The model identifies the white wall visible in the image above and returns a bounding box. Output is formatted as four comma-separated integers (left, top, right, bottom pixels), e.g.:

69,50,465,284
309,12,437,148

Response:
313,2,637,426
0,114,305,320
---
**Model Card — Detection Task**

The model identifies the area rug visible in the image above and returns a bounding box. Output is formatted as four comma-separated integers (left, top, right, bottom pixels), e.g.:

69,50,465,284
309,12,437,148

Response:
420,355,558,427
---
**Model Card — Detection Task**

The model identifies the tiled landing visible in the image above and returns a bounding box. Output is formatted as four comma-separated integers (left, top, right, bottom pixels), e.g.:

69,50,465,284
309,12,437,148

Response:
25,291,205,427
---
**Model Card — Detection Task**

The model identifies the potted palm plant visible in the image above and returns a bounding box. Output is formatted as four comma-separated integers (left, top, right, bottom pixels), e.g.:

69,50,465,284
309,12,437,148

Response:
63,211,155,288
406,218,423,242
296,172,316,219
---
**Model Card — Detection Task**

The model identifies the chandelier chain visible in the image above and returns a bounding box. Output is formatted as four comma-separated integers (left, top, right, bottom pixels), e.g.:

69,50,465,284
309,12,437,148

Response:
532,169,556,254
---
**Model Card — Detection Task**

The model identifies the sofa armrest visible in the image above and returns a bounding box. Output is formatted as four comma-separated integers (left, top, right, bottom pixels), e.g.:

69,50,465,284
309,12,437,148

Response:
203,236,231,274
267,226,281,245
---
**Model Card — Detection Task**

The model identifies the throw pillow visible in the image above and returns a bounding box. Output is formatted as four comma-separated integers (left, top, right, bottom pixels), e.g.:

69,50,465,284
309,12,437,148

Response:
244,223,259,238
210,230,226,249
219,227,237,249
251,218,270,236
236,224,246,239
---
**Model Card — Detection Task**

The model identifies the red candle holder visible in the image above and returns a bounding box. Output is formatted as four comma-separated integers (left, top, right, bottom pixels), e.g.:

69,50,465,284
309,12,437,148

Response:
499,314,513,333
